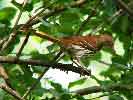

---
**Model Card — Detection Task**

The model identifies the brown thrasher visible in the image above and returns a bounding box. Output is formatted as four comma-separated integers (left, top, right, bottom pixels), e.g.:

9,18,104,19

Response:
34,30,114,57
34,31,114,58
30,30,114,74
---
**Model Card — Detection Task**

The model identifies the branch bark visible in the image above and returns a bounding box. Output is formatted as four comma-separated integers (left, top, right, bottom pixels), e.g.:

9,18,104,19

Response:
74,0,100,35
0,0,28,52
115,0,133,16
27,0,87,26
0,84,24,100
73,83,133,95
0,56,91,76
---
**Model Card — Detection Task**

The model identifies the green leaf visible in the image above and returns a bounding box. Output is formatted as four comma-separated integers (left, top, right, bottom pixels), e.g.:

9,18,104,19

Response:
0,25,10,38
11,0,33,11
32,36,43,43
74,94,86,100
68,78,86,89
121,71,133,84
120,16,129,33
32,0,41,4
32,87,45,97
11,0,22,10
3,35,20,54
0,88,4,100
50,81,64,93
60,94,71,100
109,94,124,100
0,7,16,24
103,0,116,16
59,11,81,34
112,55,127,66
30,51,52,61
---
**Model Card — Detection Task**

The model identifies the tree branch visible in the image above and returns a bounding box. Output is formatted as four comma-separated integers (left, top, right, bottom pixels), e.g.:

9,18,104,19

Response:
74,0,101,35
115,0,133,16
88,1,132,34
0,37,8,49
72,83,133,95
0,0,28,52
16,31,30,58
0,64,15,90
22,51,64,99
0,56,91,76
0,0,87,54
0,84,24,100
22,69,47,99
27,0,87,27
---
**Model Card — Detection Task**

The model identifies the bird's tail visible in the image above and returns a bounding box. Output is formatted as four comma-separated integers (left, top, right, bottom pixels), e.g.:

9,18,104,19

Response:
34,30,60,43
20,28,60,43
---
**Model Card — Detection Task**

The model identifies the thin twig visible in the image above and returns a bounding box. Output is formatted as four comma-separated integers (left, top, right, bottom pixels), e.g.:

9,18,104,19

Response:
72,83,133,95
24,0,57,27
0,84,24,100
89,8,123,34
1,0,28,52
15,1,56,58
0,2,28,98
87,92,118,100
98,60,129,70
21,29,92,76
22,50,66,99
115,0,133,16
22,69,47,99
28,0,87,26
89,1,132,34
0,64,15,90
0,56,91,76
16,31,30,58
0,37,8,49
74,0,101,35
0,0,87,53
12,0,28,32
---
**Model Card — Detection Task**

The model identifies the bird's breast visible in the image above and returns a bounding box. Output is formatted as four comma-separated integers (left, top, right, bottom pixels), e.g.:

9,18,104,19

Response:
60,36,99,58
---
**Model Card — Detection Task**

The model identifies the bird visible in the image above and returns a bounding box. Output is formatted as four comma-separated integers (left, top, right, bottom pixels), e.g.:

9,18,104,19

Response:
59,34,114,71
25,29,114,75
34,30,114,58
60,34,114,59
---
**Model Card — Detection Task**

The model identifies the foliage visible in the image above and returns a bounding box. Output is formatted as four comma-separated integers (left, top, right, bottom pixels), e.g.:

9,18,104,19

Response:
0,0,132,100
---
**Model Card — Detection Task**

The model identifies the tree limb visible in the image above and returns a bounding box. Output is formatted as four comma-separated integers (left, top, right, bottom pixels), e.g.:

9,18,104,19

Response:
74,0,101,35
115,0,133,16
0,84,24,100
72,83,133,95
22,69,47,99
0,0,29,52
16,31,30,58
27,0,87,26
0,56,91,76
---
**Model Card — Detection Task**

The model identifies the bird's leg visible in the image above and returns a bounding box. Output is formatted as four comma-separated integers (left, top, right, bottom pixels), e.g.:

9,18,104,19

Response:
72,57,91,76
71,57,82,67
52,50,64,63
